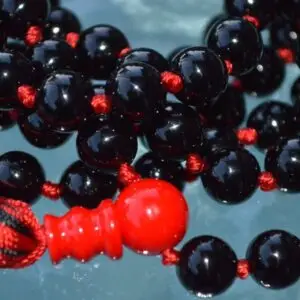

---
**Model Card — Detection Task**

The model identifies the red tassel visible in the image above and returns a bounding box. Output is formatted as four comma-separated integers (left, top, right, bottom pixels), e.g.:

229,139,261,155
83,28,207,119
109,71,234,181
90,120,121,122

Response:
118,163,141,186
90,95,112,114
161,71,183,94
65,32,80,48
25,26,43,46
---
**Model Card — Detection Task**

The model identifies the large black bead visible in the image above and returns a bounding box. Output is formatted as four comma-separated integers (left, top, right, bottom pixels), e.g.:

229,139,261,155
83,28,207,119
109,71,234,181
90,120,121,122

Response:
247,101,295,150
206,17,263,76
247,230,300,289
77,113,138,170
202,14,227,43
134,152,185,190
60,161,118,209
0,110,15,130
145,103,203,160
177,236,237,297
0,151,45,204
238,47,285,96
201,148,260,204
76,25,130,79
265,138,300,192
170,46,228,108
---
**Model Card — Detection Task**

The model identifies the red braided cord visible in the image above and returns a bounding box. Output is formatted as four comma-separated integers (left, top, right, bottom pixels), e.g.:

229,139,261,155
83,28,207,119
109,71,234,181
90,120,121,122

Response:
186,153,206,175
65,32,80,48
41,182,62,200
161,248,180,266
90,95,112,114
25,26,43,46
236,128,258,145
161,71,184,94
118,163,141,186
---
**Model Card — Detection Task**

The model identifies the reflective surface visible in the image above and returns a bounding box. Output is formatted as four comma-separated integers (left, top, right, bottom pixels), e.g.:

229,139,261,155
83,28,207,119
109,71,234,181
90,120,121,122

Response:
0,110,15,129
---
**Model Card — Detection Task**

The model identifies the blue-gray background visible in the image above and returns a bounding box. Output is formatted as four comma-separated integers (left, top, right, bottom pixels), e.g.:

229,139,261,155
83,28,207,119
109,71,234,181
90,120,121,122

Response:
1,0,300,299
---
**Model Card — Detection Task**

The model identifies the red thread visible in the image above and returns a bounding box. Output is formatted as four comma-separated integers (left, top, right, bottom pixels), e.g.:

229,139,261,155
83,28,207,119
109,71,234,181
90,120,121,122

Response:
237,259,250,279
224,60,233,74
236,128,258,145
243,15,260,28
65,32,80,48
161,71,183,94
8,110,18,121
119,47,131,58
161,248,180,266
25,26,43,46
90,95,112,114
41,182,62,200
186,153,206,175
118,163,141,186
258,171,277,191
17,85,37,108
232,79,243,90
276,48,295,64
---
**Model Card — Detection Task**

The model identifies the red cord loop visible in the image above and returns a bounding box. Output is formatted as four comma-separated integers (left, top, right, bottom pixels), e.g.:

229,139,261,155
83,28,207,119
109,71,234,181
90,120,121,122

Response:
161,71,184,94
25,26,43,46
243,15,260,28
237,259,250,279
276,48,295,64
161,248,180,266
91,95,112,114
258,171,277,191
65,32,80,48
186,153,206,175
17,85,37,108
41,182,62,200
224,60,233,74
119,47,132,58
118,163,141,186
236,128,258,145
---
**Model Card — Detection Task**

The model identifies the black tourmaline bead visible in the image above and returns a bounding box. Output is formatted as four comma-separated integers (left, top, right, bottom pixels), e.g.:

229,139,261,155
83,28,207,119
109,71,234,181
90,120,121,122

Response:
77,113,138,170
76,25,130,79
265,138,300,192
201,148,260,204
167,45,189,64
0,151,45,204
118,48,168,72
145,103,203,160
202,13,227,43
206,17,263,76
170,46,228,108
0,110,15,130
36,70,94,133
44,7,81,40
134,152,185,191
239,47,285,96
60,161,118,209
247,101,295,150
247,230,300,289
177,236,237,297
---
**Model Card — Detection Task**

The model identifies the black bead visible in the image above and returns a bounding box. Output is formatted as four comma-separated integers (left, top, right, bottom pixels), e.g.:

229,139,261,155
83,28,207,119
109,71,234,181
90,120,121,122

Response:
170,46,228,108
36,70,94,132
167,45,190,64
279,0,300,22
60,161,118,209
265,138,300,192
201,148,260,204
247,101,295,150
238,47,285,96
118,48,168,73
145,103,203,160
247,230,300,289
76,113,138,170
44,7,81,40
177,236,237,297
134,152,185,190
76,25,130,79
3,38,29,57
49,0,60,8
206,17,263,76
0,110,16,130
291,76,300,105
202,13,227,43
0,151,45,204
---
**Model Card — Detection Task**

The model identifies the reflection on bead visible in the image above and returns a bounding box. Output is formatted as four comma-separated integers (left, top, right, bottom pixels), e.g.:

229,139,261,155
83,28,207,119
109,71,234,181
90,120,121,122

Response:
167,45,190,64
202,13,227,43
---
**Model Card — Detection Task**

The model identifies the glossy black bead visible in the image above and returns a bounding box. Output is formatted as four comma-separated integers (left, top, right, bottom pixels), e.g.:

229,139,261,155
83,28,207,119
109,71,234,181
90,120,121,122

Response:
145,103,203,160
202,13,227,43
201,148,260,204
170,46,228,108
239,47,285,96
76,25,130,79
265,138,300,192
0,151,45,204
134,152,185,190
206,17,263,76
167,45,190,64
36,70,94,132
247,101,295,150
247,230,300,289
177,236,237,297
60,161,118,209
77,113,138,170
0,110,15,130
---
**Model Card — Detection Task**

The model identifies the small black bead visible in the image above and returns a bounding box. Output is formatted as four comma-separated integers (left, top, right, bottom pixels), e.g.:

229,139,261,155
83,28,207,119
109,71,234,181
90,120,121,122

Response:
0,110,16,130
201,148,260,204
206,17,263,76
0,151,45,204
247,101,295,150
76,25,130,79
77,113,138,170
60,161,118,209
167,45,190,64
134,152,185,190
265,137,300,192
170,46,228,108
145,103,203,160
177,236,237,297
247,230,300,289
238,47,285,96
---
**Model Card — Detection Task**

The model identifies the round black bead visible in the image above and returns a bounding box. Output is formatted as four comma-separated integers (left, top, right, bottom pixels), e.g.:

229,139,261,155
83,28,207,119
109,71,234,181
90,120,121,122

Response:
167,45,189,64
77,113,138,170
60,161,118,209
177,236,237,297
145,103,203,160
0,151,45,204
265,138,300,192
238,47,285,96
201,148,260,204
0,110,16,130
170,46,228,108
247,230,300,289
247,101,295,150
206,17,263,76
76,25,130,79
134,152,185,190
36,70,94,132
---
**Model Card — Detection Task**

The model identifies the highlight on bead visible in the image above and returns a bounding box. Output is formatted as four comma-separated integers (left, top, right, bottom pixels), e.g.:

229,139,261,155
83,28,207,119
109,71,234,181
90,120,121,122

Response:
90,94,112,114
66,32,80,48
276,48,295,64
161,248,180,266
237,259,250,280
118,163,141,186
119,47,132,58
186,153,206,175
41,181,62,200
161,71,184,94
243,15,260,29
258,171,277,192
17,85,37,109
25,26,43,46
224,60,233,74
236,128,258,145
